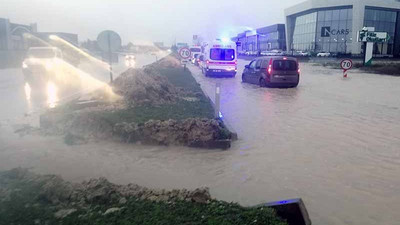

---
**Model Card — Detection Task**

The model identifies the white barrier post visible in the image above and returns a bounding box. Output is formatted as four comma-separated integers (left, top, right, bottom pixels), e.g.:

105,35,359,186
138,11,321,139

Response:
215,83,221,118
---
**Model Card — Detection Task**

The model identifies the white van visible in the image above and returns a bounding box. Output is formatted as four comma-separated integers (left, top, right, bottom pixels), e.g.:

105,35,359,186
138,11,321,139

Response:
201,40,237,77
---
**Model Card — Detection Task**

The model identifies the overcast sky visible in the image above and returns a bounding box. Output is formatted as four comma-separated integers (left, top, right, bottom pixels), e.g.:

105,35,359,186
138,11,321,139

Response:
0,0,303,45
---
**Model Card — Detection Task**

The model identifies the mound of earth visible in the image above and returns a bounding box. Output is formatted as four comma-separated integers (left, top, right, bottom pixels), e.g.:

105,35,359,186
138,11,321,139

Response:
151,54,181,68
114,118,232,148
112,67,179,106
0,168,211,206
0,168,287,225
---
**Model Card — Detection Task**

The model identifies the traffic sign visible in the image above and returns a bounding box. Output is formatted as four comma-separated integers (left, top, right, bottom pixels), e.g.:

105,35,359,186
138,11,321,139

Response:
97,30,122,83
97,30,122,52
358,31,390,43
179,47,191,59
340,59,353,70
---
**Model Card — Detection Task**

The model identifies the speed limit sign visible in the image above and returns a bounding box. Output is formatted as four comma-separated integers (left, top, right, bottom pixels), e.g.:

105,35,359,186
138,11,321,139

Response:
340,59,353,78
179,47,191,60
340,59,353,70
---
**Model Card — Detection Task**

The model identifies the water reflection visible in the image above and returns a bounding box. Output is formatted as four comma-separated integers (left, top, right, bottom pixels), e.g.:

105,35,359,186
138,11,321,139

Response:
46,81,58,108
24,83,31,101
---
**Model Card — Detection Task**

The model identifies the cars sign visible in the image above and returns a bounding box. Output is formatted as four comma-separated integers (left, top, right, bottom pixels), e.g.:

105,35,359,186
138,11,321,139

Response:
179,47,191,59
340,59,353,70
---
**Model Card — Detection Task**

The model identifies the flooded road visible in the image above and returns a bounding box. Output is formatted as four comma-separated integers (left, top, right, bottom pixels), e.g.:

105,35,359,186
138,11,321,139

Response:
1,56,400,225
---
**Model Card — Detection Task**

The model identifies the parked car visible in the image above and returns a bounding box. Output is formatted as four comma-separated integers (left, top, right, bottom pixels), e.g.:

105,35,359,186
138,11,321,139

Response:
241,56,300,88
317,52,331,57
261,50,285,56
296,51,311,56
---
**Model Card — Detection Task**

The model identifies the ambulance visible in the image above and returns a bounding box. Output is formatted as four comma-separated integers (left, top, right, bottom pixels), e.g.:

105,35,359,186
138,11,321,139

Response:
201,39,237,77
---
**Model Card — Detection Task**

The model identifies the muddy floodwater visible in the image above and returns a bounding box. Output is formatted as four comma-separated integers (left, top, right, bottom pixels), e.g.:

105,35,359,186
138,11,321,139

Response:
1,55,400,225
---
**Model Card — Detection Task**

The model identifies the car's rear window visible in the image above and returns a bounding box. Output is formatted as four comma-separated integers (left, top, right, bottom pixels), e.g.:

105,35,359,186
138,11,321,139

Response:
273,60,297,71
210,48,235,61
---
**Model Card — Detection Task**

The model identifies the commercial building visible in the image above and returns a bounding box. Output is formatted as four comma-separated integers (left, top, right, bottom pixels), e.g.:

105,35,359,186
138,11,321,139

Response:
0,18,37,50
232,24,286,53
284,0,400,56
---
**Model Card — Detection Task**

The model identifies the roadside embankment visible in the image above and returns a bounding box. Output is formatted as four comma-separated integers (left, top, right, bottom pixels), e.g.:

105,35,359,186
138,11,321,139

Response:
39,54,235,149
0,168,287,225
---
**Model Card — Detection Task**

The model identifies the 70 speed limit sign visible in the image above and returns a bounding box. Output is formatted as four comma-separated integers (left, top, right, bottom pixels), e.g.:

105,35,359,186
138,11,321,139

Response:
340,59,353,78
340,59,353,70
179,47,191,59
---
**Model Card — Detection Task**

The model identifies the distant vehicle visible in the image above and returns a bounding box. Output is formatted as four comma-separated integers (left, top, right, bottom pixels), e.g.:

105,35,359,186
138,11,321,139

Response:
125,55,135,67
260,51,270,56
295,51,311,56
238,50,246,55
194,54,202,66
198,54,205,68
244,51,258,56
267,50,285,56
189,46,201,59
22,47,63,86
191,53,200,64
317,52,331,57
201,39,237,77
241,56,300,88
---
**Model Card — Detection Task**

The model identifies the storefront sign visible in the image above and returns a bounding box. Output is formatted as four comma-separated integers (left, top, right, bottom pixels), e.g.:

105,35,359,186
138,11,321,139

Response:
321,27,350,37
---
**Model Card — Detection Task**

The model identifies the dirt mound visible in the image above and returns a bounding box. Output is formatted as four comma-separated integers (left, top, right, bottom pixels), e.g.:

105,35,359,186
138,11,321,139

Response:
0,168,211,206
112,68,178,106
114,118,231,148
151,55,181,68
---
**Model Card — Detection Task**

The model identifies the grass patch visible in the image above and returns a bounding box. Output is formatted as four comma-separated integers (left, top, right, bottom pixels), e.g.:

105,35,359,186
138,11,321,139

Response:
157,67,204,94
92,98,214,125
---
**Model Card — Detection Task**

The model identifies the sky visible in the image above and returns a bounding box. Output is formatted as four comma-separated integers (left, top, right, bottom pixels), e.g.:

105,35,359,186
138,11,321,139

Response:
0,0,303,45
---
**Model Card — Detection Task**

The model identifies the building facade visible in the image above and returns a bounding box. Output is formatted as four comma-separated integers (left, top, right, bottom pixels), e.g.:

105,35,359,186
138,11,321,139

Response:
284,0,400,56
0,18,37,50
232,24,286,53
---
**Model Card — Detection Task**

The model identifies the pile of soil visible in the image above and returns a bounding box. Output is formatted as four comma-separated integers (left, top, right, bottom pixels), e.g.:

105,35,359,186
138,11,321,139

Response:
0,168,211,206
114,118,232,148
112,67,179,106
0,168,287,225
150,54,181,68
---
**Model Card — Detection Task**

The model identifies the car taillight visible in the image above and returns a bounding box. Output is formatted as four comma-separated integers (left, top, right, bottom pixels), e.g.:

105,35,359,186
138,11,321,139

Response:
297,60,300,74
234,60,237,65
267,58,273,75
206,60,209,64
